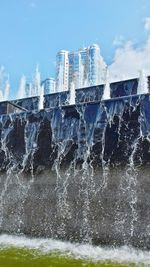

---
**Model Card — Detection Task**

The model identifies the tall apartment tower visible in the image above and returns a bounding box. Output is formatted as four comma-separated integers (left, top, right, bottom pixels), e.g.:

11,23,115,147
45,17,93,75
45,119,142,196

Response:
68,44,106,90
79,47,89,87
88,44,106,86
55,44,106,92
55,50,69,92
68,48,89,90
68,51,81,90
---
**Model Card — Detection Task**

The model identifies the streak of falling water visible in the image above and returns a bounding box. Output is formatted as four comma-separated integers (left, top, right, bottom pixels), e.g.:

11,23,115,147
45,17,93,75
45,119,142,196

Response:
79,157,91,242
97,103,114,194
115,138,139,242
21,118,39,178
53,149,72,237
127,139,138,237
101,119,109,190
137,69,149,95
0,115,40,230
75,105,97,242
50,108,72,237
0,114,15,227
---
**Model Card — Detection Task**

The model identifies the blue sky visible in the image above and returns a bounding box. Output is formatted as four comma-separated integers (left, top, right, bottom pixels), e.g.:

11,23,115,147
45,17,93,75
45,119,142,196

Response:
1,0,150,97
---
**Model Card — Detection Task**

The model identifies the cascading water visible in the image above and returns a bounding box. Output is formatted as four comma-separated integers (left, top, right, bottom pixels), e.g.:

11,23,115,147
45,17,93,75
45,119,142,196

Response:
0,81,150,261
0,111,42,234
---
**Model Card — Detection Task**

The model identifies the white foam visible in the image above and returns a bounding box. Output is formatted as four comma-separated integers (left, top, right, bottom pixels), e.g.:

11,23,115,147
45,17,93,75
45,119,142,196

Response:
0,234,149,264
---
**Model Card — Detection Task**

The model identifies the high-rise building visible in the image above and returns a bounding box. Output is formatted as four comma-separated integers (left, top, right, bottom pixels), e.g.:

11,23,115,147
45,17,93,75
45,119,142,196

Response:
55,50,69,92
68,51,81,89
88,44,106,86
41,78,56,94
78,47,89,87
68,48,90,89
55,44,106,92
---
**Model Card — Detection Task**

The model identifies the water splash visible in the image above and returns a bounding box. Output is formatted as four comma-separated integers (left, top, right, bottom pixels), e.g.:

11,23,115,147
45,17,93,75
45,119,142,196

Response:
28,83,33,97
39,85,44,110
0,66,10,101
0,90,4,101
17,75,26,99
3,80,10,100
102,67,111,100
69,82,76,105
0,234,150,265
30,65,41,96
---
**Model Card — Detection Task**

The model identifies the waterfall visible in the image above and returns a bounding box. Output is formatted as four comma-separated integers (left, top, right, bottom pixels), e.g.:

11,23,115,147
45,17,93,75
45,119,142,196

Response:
137,69,149,94
17,75,26,99
0,84,150,248
102,67,111,100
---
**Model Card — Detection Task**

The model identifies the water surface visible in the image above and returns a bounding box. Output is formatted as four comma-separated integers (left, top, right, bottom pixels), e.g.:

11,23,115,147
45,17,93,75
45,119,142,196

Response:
0,234,149,267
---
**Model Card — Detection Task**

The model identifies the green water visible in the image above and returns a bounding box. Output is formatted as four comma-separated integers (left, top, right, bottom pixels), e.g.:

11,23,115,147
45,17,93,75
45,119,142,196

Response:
0,235,149,267
0,248,147,267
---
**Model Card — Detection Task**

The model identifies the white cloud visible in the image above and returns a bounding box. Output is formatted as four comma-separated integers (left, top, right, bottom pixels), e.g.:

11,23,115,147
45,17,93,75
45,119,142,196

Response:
108,17,150,82
109,29,150,82
144,17,150,31
113,35,125,47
